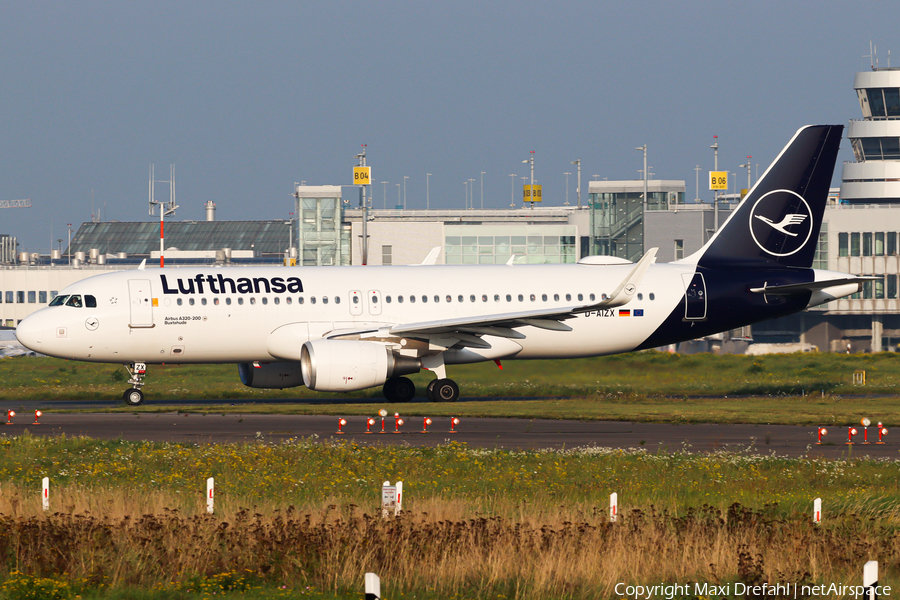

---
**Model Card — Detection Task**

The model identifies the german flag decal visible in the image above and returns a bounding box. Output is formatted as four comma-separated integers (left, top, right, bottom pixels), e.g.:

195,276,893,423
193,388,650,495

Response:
618,309,631,317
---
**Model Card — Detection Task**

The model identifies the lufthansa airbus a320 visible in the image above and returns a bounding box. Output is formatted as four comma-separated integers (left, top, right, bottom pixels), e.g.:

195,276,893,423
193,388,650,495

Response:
16,125,866,405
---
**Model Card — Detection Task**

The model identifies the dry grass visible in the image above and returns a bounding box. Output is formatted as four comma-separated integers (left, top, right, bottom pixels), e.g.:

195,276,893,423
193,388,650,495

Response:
0,484,895,599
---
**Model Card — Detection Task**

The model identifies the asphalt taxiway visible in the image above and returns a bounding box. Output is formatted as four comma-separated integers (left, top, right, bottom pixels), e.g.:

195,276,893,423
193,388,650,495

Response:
0,411,893,458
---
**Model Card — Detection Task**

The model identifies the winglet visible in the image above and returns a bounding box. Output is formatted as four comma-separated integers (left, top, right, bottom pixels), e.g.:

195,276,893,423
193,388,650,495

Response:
417,247,441,265
506,255,519,266
590,247,658,309
138,259,146,271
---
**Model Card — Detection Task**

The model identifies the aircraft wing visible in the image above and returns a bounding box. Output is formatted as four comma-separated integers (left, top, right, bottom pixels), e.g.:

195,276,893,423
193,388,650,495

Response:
327,248,657,347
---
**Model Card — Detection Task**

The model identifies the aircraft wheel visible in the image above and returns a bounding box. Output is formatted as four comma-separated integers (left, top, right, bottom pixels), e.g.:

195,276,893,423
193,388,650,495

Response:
425,379,438,402
123,388,144,406
433,378,460,402
393,377,416,402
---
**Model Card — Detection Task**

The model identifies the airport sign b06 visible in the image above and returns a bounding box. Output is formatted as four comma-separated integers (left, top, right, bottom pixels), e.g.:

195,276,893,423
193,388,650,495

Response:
709,171,728,190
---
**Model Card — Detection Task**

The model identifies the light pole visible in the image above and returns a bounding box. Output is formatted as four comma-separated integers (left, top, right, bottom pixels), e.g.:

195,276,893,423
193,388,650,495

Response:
711,136,719,231
426,173,431,209
694,166,700,202
381,181,388,209
468,178,475,209
571,159,581,208
403,175,409,209
564,172,571,205
463,181,468,208
508,174,516,207
521,151,535,208
738,156,752,196
396,183,400,209
480,171,485,209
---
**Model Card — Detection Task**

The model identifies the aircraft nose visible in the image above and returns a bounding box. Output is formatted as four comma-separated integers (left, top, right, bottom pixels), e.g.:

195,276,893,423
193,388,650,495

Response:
15,314,44,352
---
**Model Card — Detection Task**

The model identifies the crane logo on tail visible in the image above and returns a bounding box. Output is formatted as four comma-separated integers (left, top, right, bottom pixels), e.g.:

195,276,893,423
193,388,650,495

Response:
748,189,813,257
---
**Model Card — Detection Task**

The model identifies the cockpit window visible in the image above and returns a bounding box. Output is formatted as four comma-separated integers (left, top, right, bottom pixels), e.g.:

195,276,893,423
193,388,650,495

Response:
65,295,83,308
49,295,69,306
85,295,97,308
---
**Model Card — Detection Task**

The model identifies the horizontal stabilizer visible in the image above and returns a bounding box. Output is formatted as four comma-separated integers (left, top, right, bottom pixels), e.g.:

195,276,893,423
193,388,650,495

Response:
750,277,874,295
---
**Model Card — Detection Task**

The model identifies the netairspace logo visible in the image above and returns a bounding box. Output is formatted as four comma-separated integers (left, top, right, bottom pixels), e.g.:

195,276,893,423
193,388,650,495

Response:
614,582,891,599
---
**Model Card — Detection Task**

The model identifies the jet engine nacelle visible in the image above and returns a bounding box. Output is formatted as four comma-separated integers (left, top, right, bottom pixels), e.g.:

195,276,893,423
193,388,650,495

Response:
237,362,305,389
300,339,420,392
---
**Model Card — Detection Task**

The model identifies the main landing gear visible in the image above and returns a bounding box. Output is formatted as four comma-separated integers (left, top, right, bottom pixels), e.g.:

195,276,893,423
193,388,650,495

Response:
122,362,147,406
381,376,460,402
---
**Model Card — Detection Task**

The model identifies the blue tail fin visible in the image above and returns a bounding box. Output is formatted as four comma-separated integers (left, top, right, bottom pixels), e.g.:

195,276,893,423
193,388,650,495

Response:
694,124,843,269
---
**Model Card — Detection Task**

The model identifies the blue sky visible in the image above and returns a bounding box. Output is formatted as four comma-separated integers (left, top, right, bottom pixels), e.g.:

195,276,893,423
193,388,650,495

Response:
0,1,896,251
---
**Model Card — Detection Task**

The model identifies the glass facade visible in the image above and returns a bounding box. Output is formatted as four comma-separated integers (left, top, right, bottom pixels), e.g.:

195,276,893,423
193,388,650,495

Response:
296,197,348,266
851,136,900,161
588,188,684,261
861,87,900,118
444,225,577,265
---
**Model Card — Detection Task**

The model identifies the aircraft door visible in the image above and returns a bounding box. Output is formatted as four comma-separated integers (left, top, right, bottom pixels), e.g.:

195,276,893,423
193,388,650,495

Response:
349,290,363,316
368,290,382,315
128,279,155,328
681,273,707,321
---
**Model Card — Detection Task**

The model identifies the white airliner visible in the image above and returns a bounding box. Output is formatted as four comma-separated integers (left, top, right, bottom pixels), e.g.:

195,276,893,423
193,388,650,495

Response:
16,125,867,405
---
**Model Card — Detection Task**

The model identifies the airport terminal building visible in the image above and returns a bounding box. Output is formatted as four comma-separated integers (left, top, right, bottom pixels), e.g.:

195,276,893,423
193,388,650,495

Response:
3,66,900,353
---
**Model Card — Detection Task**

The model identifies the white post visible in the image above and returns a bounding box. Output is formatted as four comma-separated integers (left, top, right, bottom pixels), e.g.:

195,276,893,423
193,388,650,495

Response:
365,572,381,600
42,477,49,512
395,481,403,516
814,497,822,525
864,561,878,600
609,492,618,523
207,477,214,514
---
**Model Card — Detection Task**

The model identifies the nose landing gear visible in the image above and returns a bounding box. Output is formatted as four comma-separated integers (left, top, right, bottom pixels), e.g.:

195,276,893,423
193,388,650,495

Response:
122,362,147,406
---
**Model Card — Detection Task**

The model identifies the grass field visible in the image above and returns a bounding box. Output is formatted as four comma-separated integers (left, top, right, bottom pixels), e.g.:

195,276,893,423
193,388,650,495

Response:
2,353,900,426
0,434,897,599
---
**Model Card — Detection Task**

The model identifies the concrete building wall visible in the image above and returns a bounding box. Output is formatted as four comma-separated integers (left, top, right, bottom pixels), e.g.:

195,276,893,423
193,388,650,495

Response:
350,221,445,265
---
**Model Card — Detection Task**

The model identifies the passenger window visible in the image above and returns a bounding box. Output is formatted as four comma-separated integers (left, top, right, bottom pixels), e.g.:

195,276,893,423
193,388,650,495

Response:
49,295,68,306
214,298,220,305
238,298,244,305
386,296,392,303
189,298,195,306
530,294,536,302
482,295,488,302
541,294,547,301
322,297,328,304
458,295,464,302
286,297,292,305
274,297,280,305
262,297,268,305
65,295,83,308
637,293,643,301
602,293,607,300
409,296,415,303
85,295,97,308
446,295,451,302
506,294,512,302
649,293,655,300
299,297,304,304
177,298,183,306
422,295,427,303
372,295,378,304
248,297,254,305
335,296,340,304
398,296,404,303
566,294,571,301
577,294,583,301
353,296,360,304
470,295,475,302
494,294,500,302
310,297,316,304
201,298,208,306
518,294,524,302
589,293,595,301
554,294,559,301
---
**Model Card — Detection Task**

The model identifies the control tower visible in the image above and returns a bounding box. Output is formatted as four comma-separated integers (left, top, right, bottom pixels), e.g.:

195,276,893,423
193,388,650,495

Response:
841,65,900,203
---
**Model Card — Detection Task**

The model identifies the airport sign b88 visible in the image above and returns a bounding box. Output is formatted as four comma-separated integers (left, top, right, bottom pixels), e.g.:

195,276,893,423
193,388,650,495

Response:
709,171,728,190
523,184,542,202
354,166,371,186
